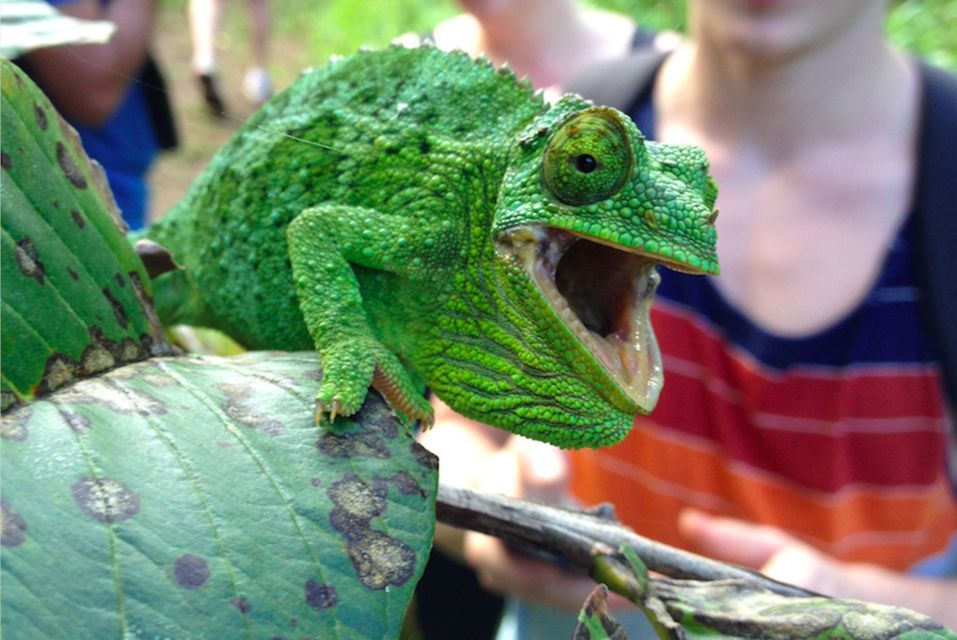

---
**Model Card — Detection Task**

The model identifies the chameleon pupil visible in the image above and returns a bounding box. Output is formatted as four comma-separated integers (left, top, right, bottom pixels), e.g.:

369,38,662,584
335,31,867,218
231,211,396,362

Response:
575,154,597,173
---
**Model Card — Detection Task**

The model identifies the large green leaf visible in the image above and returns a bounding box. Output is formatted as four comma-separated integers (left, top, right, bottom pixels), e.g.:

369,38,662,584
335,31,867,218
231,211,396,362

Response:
0,58,171,411
1,351,438,639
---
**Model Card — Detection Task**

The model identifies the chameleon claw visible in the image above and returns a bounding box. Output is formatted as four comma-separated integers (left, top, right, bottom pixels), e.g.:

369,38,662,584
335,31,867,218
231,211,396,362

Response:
419,411,435,431
314,398,345,425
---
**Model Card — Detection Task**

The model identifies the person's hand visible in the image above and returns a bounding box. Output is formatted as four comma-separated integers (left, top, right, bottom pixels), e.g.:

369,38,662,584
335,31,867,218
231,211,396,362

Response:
678,509,839,593
461,437,632,610
422,399,616,609
678,508,957,627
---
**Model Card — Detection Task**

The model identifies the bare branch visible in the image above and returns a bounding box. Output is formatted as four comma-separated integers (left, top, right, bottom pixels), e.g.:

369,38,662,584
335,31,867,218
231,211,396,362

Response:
436,484,816,598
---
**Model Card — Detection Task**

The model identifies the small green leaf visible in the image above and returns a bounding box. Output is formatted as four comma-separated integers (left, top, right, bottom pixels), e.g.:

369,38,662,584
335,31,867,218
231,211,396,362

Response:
591,547,683,639
574,584,630,640
1,351,438,639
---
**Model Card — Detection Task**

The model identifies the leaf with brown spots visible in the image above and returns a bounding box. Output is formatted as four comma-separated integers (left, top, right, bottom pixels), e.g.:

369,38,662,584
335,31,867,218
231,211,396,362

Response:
0,352,437,639
0,60,172,410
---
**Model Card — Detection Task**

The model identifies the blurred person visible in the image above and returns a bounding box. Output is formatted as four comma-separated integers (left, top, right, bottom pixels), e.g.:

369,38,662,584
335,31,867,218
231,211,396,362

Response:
421,0,957,637
189,0,273,116
396,0,679,98
15,0,177,230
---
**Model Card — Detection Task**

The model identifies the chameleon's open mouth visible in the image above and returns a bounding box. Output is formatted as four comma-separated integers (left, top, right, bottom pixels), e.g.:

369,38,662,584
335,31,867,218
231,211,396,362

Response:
502,227,663,411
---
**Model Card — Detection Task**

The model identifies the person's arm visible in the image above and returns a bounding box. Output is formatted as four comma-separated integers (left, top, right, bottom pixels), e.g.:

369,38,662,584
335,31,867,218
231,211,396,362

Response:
679,509,957,629
419,396,510,559
24,0,157,126
421,397,615,611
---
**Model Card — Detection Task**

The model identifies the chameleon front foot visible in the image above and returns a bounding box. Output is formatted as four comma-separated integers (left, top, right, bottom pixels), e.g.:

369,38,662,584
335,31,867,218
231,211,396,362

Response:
314,365,369,425
315,342,433,428
314,391,432,429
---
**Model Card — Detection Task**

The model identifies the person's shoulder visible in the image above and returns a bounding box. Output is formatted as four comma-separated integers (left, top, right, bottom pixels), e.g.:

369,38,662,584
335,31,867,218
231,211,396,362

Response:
430,14,481,56
563,48,668,110
583,7,636,42
392,14,480,57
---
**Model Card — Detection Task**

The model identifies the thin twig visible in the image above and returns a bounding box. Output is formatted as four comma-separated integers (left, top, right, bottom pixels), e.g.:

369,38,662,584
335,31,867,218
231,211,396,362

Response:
435,484,815,599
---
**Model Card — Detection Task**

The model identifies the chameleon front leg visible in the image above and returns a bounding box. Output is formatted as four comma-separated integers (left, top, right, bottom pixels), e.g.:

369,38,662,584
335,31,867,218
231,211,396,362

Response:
286,205,435,426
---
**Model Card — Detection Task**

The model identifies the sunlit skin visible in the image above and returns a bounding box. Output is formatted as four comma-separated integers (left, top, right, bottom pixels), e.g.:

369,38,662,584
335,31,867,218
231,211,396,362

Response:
690,0,882,64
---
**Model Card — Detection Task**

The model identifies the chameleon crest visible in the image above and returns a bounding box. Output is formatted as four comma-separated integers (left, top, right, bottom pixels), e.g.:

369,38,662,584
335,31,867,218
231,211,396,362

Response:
143,45,718,448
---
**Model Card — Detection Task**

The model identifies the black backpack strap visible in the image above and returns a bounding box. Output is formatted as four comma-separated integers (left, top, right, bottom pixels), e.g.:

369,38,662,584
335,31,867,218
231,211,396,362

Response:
912,62,957,417
564,49,668,112
140,54,179,151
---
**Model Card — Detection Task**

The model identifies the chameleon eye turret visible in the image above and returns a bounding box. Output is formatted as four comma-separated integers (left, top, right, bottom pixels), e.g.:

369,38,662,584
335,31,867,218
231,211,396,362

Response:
542,109,633,206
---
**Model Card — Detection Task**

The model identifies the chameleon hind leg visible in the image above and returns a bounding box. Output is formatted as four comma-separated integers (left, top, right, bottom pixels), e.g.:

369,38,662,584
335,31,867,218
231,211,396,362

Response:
286,206,434,426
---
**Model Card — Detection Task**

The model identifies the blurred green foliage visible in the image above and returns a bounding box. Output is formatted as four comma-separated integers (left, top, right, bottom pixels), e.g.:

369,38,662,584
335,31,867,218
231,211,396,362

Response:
589,0,688,32
284,0,953,72
886,0,956,70
293,0,456,62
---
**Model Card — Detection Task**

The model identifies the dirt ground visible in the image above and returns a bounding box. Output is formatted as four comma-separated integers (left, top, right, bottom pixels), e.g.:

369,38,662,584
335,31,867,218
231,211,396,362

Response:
148,5,312,219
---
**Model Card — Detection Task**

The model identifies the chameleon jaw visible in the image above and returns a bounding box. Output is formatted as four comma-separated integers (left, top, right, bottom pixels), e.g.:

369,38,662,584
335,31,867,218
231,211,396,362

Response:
501,226,664,412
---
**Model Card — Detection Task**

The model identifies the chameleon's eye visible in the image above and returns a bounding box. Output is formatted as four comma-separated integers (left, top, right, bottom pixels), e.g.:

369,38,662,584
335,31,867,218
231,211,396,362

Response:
543,111,632,206
575,154,597,173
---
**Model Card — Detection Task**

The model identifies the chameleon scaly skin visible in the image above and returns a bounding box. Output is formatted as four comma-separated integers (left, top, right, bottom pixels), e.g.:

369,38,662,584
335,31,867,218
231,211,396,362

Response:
142,46,718,449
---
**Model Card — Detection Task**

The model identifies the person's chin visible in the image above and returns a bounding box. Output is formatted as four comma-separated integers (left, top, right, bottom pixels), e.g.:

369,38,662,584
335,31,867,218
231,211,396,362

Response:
717,17,823,65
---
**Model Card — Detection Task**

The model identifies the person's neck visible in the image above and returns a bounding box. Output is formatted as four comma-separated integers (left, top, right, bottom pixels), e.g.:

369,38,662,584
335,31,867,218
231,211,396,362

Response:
658,15,916,159
470,0,619,87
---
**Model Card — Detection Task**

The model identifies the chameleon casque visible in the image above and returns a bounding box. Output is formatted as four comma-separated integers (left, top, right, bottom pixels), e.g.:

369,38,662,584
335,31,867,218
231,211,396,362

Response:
142,46,718,449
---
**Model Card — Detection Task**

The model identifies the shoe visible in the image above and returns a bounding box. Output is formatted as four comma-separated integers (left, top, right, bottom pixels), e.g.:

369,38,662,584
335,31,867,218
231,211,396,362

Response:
197,73,227,118
242,68,273,107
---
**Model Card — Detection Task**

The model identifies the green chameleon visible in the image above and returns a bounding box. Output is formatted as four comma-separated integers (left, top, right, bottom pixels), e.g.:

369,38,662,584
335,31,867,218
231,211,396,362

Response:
141,46,718,449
